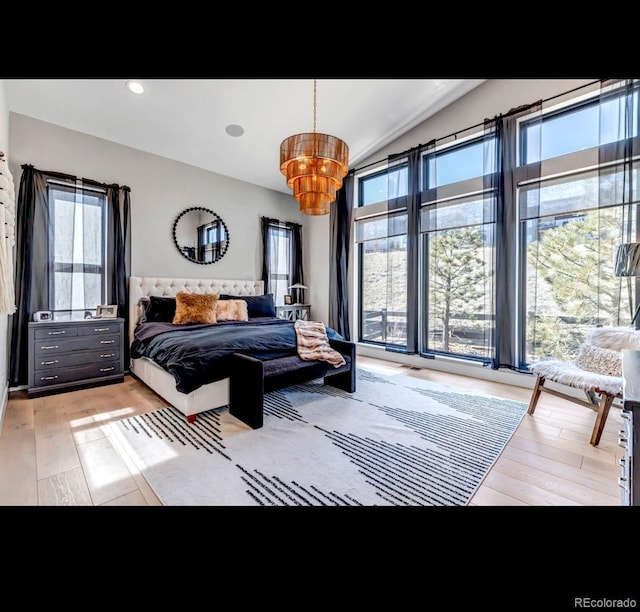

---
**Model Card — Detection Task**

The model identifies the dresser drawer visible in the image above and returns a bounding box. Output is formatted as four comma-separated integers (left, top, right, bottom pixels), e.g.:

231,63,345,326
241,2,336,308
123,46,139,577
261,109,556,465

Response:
32,362,122,388
34,348,120,371
34,334,120,355
33,326,79,340
79,322,122,336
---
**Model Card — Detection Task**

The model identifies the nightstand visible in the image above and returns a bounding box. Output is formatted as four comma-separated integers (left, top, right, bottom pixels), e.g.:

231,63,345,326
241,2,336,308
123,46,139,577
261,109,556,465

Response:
27,317,125,397
276,304,311,321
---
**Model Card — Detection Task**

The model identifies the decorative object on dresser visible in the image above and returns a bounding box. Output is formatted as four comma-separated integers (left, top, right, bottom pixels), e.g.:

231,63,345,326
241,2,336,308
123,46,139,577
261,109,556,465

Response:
33,310,53,322
96,304,118,318
28,317,125,397
172,207,229,265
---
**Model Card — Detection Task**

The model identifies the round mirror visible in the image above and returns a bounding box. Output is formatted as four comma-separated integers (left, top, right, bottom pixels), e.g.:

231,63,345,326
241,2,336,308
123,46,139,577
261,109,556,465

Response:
172,207,230,264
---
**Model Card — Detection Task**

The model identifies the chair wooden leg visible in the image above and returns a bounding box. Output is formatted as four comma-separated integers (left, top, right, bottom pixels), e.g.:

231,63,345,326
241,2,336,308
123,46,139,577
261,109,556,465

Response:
590,392,614,446
527,376,545,415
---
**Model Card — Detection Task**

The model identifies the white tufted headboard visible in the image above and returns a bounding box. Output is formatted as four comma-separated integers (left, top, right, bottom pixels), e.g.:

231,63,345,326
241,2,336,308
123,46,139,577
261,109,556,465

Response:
128,276,264,344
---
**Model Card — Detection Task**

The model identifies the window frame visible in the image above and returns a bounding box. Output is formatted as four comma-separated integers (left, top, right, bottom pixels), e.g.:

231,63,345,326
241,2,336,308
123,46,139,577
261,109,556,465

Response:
47,181,108,315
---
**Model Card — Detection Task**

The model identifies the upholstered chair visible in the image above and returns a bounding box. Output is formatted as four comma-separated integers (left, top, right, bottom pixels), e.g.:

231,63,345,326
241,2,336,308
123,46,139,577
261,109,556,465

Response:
527,326,640,446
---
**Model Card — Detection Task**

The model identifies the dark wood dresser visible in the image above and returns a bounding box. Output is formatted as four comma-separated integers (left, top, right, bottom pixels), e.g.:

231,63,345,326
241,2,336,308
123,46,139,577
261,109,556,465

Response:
27,317,125,398
620,349,640,506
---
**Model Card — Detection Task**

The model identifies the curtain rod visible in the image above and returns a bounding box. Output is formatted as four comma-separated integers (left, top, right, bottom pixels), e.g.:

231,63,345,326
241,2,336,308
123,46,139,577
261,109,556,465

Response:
262,216,301,229
350,78,605,175
22,164,129,192
47,178,107,194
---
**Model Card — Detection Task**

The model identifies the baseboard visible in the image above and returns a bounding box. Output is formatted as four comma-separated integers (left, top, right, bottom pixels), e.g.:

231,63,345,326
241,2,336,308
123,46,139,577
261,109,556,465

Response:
0,382,7,435
356,344,534,389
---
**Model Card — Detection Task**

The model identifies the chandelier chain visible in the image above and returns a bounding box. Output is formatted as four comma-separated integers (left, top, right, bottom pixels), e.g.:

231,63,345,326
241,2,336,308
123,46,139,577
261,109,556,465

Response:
313,79,317,133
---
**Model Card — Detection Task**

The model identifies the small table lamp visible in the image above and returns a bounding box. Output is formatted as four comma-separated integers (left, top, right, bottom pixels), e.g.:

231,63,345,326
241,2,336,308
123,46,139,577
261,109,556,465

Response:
615,242,640,329
288,283,308,305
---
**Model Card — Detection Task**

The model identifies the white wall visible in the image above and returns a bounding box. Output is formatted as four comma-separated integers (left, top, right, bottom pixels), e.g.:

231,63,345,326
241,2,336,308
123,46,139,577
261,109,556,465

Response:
308,79,595,385
8,113,307,284
0,80,9,424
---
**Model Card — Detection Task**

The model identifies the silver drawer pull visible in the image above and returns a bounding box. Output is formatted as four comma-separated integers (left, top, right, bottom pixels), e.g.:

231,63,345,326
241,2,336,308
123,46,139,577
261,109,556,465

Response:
99,367,115,372
48,330,66,335
41,345,59,350
41,360,59,365
619,476,629,488
100,353,115,358
100,340,115,344
619,436,628,447
94,327,110,332
41,375,58,381
620,457,626,467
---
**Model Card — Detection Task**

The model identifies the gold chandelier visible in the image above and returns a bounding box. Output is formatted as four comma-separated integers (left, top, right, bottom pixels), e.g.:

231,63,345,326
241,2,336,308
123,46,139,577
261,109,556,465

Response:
280,80,349,216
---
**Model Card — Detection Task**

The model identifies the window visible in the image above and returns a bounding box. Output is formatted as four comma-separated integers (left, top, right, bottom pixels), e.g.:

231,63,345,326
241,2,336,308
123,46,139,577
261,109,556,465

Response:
48,182,107,313
262,217,304,306
354,136,497,361
354,79,640,373
355,166,409,348
517,83,640,365
356,211,407,346
420,137,497,361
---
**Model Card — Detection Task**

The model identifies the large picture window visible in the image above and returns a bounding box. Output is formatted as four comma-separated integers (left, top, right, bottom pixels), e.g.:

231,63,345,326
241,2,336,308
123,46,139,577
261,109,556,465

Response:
354,78,640,373
518,82,640,365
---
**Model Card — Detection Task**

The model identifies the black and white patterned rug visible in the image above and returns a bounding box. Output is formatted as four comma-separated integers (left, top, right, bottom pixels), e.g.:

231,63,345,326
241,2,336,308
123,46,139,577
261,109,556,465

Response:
109,367,528,506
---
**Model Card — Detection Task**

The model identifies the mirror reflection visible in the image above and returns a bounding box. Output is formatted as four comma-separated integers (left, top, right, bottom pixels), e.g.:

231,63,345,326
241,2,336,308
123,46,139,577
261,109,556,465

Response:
173,207,229,264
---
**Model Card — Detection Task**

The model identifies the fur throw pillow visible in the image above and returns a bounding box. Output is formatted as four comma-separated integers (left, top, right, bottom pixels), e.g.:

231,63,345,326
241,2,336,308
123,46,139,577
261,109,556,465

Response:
216,299,248,322
172,292,218,325
586,326,640,351
574,343,622,377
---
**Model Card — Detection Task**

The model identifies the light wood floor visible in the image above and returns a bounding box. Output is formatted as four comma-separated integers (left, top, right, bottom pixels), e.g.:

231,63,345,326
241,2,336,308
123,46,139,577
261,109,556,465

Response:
0,355,625,506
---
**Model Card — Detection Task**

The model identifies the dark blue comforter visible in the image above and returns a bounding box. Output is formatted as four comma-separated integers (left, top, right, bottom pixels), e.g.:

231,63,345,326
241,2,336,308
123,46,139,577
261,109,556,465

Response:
131,317,343,394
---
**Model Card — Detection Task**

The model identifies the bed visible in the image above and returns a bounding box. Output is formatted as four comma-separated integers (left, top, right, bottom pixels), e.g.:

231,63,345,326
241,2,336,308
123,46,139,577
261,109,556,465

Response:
128,275,353,424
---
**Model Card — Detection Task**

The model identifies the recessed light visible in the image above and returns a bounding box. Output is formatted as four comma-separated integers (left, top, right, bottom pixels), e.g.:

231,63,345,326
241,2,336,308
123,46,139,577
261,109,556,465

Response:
225,124,245,137
126,80,145,94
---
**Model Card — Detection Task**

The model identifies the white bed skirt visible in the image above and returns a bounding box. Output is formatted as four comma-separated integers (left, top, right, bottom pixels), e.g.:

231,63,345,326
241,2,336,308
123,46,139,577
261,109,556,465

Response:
130,356,230,420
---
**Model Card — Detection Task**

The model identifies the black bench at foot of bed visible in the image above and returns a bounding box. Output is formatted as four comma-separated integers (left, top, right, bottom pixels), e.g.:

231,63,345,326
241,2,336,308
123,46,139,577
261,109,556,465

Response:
229,338,356,429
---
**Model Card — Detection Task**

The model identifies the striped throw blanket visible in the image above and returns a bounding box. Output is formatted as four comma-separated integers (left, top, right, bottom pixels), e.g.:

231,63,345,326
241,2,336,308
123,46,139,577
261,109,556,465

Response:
294,320,346,367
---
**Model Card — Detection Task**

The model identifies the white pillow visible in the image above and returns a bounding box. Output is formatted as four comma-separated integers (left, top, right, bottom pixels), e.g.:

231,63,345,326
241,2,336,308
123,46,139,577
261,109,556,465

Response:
586,326,640,351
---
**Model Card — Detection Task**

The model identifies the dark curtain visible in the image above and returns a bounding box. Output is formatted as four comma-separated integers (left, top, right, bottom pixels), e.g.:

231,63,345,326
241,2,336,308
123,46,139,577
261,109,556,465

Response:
9,166,131,387
9,165,51,386
483,102,542,372
599,79,639,327
290,222,304,291
104,182,131,364
260,216,271,291
261,216,303,305
329,173,353,339
486,104,541,371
